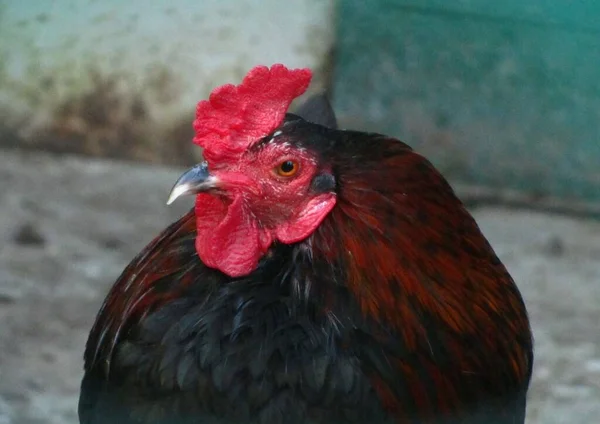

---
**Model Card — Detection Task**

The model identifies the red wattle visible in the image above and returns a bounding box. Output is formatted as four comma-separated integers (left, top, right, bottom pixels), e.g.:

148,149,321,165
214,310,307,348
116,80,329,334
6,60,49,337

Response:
195,194,270,277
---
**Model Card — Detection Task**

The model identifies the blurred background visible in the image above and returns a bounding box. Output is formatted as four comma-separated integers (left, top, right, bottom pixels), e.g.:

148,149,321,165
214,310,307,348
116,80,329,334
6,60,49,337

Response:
0,1,599,423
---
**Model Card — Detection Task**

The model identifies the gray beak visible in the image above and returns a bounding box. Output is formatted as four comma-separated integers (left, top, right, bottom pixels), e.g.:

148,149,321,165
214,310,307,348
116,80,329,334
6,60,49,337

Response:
166,161,218,205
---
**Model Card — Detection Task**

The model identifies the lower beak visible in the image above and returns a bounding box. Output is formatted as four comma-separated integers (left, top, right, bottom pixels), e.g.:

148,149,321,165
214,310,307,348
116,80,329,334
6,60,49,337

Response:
166,161,218,205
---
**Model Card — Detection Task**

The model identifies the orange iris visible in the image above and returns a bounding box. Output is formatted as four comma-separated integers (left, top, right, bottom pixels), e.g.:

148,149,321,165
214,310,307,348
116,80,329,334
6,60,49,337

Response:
276,160,299,177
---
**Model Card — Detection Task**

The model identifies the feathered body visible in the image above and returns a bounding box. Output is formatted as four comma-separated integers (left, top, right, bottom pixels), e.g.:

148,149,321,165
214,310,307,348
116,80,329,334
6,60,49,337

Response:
79,66,533,424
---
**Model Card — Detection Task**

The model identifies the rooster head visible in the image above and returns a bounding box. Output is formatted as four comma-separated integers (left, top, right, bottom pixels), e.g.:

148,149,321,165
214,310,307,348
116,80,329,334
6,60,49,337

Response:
167,64,338,277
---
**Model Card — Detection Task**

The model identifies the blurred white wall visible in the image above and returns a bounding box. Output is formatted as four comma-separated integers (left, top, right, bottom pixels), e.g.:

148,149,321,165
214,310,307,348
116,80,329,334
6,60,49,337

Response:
0,0,335,163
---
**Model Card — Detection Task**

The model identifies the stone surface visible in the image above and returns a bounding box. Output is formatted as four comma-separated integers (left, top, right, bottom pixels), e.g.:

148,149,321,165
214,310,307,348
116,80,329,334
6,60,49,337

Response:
0,0,335,164
0,149,599,423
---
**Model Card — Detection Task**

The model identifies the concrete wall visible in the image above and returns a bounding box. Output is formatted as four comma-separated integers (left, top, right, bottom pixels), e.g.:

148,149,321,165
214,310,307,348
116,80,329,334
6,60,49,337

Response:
334,0,600,207
0,0,335,164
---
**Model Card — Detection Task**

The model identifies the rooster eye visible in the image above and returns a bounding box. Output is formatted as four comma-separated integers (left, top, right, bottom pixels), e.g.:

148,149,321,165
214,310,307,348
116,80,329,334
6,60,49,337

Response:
276,160,299,177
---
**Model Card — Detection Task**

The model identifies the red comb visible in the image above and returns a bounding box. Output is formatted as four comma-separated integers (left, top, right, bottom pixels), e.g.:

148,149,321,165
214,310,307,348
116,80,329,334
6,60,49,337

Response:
193,64,312,163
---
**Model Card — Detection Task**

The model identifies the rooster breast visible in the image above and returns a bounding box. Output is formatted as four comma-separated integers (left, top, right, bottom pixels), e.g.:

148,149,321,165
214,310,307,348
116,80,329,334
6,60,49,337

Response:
79,211,391,424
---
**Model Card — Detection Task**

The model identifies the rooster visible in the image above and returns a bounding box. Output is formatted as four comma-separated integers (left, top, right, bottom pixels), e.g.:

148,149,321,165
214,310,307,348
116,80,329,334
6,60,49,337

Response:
79,65,533,424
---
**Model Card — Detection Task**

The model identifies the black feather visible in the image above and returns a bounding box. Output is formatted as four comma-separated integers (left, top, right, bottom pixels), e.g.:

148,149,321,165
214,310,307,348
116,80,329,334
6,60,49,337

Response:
293,93,338,129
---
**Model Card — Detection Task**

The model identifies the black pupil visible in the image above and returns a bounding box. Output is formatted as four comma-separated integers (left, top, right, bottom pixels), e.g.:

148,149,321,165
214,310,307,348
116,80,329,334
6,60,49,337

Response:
281,161,295,173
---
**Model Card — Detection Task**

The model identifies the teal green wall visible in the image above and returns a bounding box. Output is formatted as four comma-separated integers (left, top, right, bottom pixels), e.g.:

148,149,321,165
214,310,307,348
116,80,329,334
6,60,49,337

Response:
334,1,600,205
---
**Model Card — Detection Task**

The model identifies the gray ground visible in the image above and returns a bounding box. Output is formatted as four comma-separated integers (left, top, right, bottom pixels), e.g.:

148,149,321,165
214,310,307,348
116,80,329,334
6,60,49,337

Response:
0,149,598,424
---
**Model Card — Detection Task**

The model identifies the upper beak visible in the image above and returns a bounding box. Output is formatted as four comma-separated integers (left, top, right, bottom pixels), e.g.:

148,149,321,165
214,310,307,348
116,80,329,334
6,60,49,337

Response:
166,161,218,205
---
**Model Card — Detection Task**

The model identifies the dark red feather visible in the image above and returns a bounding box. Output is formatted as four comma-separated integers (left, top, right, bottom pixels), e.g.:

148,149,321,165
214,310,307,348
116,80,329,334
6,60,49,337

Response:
310,134,532,422
84,212,198,376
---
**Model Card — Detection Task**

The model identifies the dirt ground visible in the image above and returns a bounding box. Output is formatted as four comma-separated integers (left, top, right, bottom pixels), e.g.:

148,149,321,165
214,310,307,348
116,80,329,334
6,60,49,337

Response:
0,149,599,424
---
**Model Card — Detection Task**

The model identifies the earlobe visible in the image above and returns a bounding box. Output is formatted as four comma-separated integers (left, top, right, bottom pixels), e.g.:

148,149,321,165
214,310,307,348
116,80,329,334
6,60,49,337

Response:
274,193,337,244
310,173,336,193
